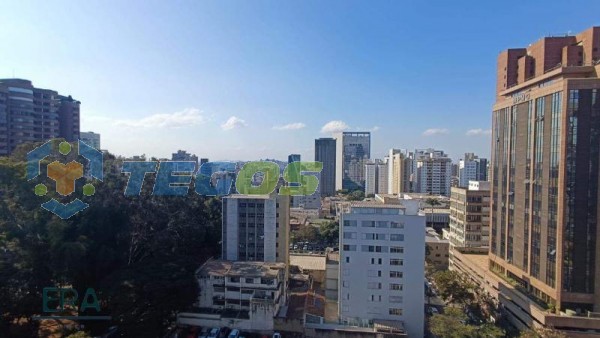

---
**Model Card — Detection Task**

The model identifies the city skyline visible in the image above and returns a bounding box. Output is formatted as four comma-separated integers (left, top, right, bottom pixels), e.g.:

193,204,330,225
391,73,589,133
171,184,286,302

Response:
2,1,599,161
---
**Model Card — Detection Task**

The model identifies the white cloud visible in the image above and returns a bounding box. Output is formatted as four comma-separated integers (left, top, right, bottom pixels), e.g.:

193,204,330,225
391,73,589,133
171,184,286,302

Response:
466,128,492,136
114,108,206,128
273,122,306,130
321,120,350,134
221,116,247,130
371,126,380,132
422,128,449,136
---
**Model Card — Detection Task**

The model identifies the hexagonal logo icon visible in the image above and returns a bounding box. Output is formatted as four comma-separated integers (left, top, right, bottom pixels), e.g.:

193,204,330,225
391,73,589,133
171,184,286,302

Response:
27,139,103,219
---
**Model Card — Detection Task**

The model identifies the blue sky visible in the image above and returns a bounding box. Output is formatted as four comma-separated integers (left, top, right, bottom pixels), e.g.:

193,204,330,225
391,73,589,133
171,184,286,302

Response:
1,1,599,161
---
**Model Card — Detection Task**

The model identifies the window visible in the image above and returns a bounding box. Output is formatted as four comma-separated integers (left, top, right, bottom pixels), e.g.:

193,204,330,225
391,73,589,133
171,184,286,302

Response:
362,221,376,227
345,257,350,263
389,296,403,303
390,222,404,229
230,277,240,283
390,234,404,241
343,220,357,227
245,278,254,284
377,221,388,228
343,280,350,287
343,244,357,251
390,283,403,291
390,259,403,266
390,246,404,253
367,282,382,289
389,308,403,316
390,271,403,278
343,232,357,239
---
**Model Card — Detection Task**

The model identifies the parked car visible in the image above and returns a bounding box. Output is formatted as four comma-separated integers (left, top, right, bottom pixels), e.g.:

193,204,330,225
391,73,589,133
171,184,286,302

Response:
430,307,439,315
228,329,240,338
207,328,220,338
273,332,282,338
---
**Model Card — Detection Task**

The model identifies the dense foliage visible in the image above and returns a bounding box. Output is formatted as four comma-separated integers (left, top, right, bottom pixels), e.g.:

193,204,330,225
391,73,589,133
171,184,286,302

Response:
0,142,222,337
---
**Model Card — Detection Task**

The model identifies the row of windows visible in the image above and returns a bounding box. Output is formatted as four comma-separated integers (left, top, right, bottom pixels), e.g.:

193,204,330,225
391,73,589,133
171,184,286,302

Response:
343,220,405,228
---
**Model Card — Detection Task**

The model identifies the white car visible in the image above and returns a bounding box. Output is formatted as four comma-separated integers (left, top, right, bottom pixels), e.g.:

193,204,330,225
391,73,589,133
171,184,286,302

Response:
273,333,282,338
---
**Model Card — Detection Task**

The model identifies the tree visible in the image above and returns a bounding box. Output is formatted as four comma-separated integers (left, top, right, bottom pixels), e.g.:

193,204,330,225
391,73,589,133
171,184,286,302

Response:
348,190,365,201
65,332,92,338
293,225,319,243
319,221,339,245
430,308,475,338
430,308,505,338
425,197,442,213
432,270,476,306
518,327,567,338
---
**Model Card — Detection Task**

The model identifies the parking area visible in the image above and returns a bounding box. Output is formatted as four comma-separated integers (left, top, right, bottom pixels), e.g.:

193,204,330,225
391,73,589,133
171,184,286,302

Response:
172,326,283,338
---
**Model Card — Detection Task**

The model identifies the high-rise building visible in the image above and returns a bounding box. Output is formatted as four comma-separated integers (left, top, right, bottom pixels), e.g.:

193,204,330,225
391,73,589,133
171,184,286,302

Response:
0,79,80,156
315,138,336,196
488,26,600,330
288,154,301,164
387,149,412,194
222,194,290,267
365,160,388,196
80,131,101,150
413,149,452,196
335,132,371,191
339,195,424,337
171,149,199,163
200,158,209,166
458,153,488,187
447,181,490,250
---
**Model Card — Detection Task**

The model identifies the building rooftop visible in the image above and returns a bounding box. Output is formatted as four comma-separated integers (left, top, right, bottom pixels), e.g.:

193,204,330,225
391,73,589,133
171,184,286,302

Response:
224,194,272,200
197,259,286,278
421,208,451,214
290,254,327,271
349,201,405,208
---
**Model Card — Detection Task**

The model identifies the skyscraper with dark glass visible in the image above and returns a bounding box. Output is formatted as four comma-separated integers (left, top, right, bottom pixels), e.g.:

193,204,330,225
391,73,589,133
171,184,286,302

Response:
315,138,336,196
490,26,600,315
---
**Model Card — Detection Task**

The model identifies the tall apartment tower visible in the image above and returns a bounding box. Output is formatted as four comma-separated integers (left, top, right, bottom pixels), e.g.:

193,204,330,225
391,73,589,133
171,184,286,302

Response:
80,131,101,150
364,160,388,196
0,79,80,156
458,153,488,187
315,138,336,196
222,194,290,267
413,149,452,196
447,181,491,250
339,195,425,337
388,149,412,194
491,26,600,314
335,132,371,192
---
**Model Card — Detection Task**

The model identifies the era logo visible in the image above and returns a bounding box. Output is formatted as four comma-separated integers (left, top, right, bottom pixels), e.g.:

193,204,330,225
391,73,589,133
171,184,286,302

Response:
42,287,100,313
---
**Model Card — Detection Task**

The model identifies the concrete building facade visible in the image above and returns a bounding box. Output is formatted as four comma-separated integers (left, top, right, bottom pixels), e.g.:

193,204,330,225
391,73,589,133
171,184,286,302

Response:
335,132,371,192
0,79,80,156
79,131,101,150
447,181,491,249
339,195,425,337
458,153,488,188
387,149,412,194
413,149,452,196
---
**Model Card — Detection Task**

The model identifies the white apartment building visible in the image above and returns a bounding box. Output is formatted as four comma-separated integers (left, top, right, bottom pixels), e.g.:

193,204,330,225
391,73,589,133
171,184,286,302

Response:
365,160,388,196
414,149,452,196
80,131,101,150
458,153,488,188
178,259,286,332
339,195,425,337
